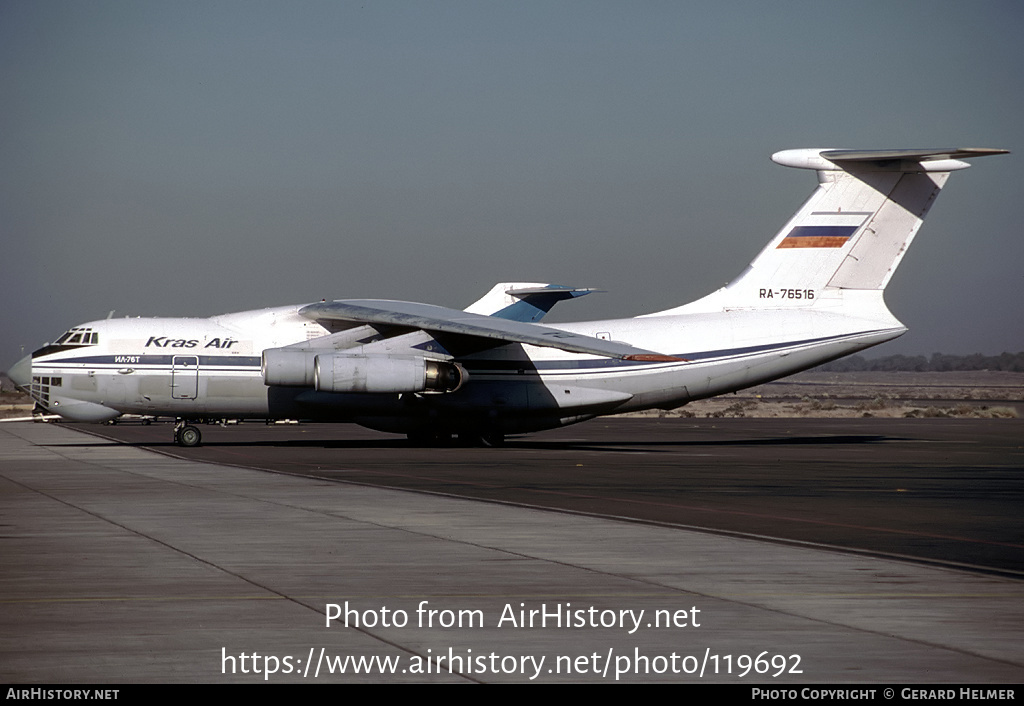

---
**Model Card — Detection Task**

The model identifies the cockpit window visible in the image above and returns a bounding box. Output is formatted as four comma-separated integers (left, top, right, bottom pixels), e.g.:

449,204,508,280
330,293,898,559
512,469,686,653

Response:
55,327,99,346
34,327,100,358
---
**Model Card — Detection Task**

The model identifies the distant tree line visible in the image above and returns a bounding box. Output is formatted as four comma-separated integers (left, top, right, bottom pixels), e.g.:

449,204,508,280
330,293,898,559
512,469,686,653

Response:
818,352,1024,372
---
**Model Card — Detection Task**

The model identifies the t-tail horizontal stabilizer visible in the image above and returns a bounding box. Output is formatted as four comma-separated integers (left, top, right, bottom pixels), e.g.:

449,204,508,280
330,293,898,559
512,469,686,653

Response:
660,147,1008,317
464,282,599,322
772,148,1008,172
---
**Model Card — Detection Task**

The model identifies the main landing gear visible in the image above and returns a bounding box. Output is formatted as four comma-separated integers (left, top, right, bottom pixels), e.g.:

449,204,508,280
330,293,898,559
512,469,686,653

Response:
471,432,505,448
174,419,202,447
405,431,505,447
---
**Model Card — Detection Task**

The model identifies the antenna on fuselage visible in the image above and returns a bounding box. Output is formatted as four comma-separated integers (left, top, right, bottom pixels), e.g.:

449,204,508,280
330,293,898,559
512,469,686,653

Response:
107,310,115,319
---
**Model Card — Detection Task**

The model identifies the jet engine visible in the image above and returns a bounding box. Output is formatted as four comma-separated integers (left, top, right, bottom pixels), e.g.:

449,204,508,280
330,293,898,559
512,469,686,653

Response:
262,349,318,387
261,348,464,394
314,355,465,394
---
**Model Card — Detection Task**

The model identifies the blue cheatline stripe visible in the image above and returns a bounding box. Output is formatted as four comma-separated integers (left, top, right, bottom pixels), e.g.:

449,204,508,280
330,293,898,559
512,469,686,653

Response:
35,330,893,376
460,330,890,374
34,354,263,367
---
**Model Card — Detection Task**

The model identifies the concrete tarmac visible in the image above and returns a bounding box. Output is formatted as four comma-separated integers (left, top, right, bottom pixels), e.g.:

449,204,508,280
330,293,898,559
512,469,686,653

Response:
1,421,1022,683
96,417,1024,575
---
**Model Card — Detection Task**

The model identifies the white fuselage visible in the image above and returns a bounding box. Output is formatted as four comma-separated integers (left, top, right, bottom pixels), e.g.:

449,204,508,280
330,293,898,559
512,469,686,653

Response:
23,296,903,434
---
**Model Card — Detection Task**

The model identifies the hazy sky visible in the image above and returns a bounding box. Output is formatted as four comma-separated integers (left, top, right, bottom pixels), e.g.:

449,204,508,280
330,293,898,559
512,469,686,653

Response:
2,1,1021,369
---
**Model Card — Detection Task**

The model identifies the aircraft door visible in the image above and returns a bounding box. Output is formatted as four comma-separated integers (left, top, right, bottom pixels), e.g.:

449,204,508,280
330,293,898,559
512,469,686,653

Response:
171,356,199,399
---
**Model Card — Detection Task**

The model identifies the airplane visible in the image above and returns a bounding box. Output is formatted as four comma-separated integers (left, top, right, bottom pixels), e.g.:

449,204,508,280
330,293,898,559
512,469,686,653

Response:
7,147,1007,447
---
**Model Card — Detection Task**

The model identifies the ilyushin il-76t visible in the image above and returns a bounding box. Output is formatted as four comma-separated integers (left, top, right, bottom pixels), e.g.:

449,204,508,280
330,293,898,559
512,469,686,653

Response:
8,147,1007,446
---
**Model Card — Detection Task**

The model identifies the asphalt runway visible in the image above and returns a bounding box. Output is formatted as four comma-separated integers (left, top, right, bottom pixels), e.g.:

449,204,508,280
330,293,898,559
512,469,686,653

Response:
92,417,1024,576
3,419,1023,683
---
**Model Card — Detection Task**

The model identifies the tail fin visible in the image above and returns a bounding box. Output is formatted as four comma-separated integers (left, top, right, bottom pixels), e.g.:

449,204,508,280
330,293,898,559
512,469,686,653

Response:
662,148,1007,315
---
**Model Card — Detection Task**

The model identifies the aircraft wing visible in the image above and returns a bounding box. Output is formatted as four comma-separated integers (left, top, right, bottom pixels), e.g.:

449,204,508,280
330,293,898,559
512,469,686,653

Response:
299,299,680,361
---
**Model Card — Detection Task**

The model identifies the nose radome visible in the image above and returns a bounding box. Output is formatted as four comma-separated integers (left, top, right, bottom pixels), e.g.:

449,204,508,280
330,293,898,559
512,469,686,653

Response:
7,355,32,390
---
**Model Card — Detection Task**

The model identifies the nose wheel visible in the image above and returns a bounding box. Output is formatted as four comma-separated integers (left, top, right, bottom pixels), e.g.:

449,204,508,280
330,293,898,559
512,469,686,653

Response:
174,421,202,447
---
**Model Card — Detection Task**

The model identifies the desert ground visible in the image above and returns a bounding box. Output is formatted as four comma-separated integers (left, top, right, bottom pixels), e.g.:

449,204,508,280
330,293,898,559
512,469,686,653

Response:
636,370,1023,419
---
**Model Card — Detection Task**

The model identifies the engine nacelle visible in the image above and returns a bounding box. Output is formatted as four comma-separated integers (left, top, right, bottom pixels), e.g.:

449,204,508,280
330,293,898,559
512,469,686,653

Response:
262,348,319,387
313,354,465,394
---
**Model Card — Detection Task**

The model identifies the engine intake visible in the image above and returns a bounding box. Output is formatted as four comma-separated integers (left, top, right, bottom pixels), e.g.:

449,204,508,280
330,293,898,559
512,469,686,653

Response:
262,349,319,387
